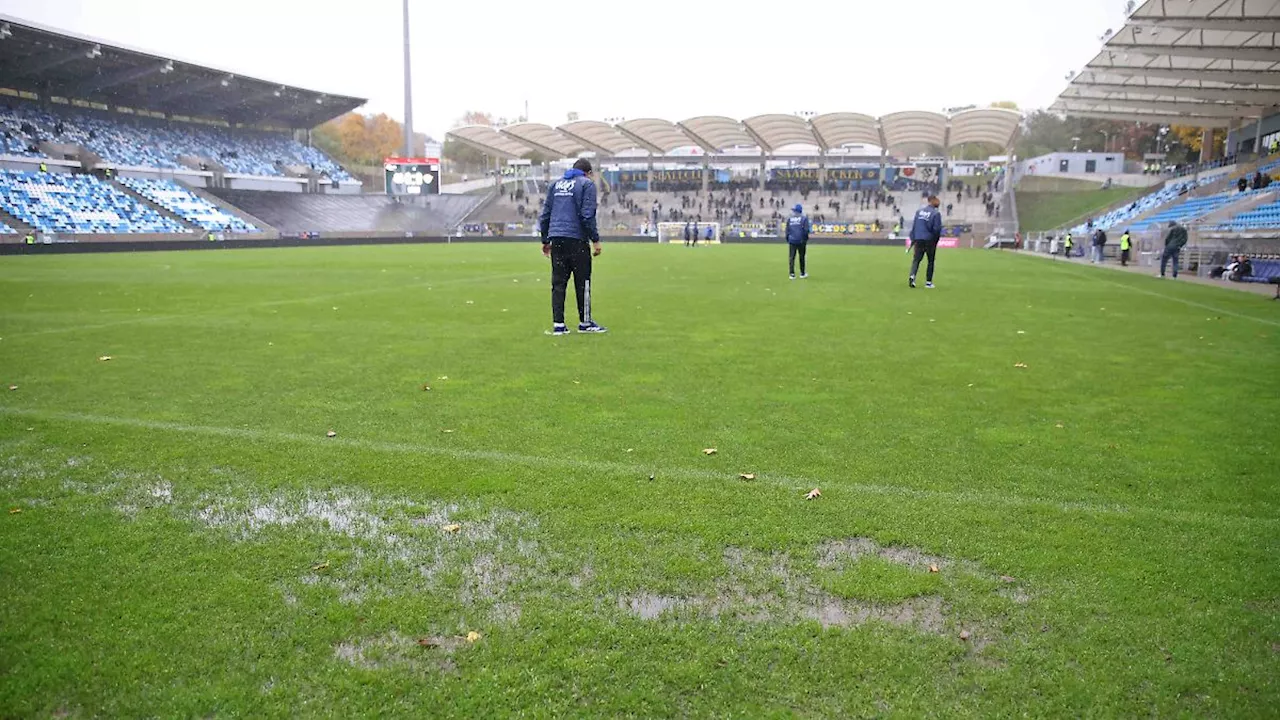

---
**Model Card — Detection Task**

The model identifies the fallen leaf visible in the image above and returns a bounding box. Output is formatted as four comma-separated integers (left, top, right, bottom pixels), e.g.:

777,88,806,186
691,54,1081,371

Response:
967,383,974,387
326,430,337,438
438,376,448,380
999,575,1016,583
929,564,939,573
959,630,971,641
7,385,16,391
702,448,718,456
418,637,440,647
1016,330,1026,334
572,380,580,385
929,319,936,323
739,473,757,481
8,508,21,514
1013,362,1028,369
442,429,454,434
311,561,329,571
1055,423,1064,428
805,488,821,500
98,355,112,361
332,306,338,310
421,384,432,391
442,523,461,533
648,473,655,481
465,300,474,305
626,448,634,453
466,631,482,643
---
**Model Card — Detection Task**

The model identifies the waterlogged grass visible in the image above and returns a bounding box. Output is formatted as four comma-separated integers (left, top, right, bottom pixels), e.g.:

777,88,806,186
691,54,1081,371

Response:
1,243,1278,717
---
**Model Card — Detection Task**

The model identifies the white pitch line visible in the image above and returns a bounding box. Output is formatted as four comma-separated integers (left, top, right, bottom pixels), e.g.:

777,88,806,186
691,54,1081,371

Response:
2,271,540,338
1026,255,1280,328
1,406,1273,528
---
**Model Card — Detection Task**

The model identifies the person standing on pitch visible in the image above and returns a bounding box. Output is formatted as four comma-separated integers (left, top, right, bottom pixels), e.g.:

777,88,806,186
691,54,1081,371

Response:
786,203,810,279
539,158,606,335
908,195,943,288
1160,221,1187,279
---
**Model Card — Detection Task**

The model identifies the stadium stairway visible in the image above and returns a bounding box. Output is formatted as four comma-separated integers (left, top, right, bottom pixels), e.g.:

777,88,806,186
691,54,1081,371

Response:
207,190,486,235
110,180,202,233
0,205,35,237
184,185,278,234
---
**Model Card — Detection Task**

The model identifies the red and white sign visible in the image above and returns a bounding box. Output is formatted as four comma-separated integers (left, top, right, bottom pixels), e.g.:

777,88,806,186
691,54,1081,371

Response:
385,157,440,165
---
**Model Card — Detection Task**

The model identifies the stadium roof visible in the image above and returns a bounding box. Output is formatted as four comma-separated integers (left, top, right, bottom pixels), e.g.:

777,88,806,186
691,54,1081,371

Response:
445,108,1022,160
1050,0,1280,128
0,14,365,128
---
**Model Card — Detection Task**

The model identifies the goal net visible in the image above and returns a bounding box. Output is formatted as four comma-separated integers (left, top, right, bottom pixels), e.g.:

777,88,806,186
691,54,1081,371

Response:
656,221,721,244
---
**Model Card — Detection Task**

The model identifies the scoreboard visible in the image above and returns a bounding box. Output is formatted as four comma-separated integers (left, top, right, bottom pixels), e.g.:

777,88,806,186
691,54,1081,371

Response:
384,156,440,196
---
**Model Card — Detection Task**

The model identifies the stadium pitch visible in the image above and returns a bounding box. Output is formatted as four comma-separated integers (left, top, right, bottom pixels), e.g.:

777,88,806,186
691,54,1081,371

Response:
1,244,1277,716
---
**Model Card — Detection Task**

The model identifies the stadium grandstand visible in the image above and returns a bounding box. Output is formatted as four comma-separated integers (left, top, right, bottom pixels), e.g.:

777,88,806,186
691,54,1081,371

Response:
0,14,482,245
449,109,1022,240
1012,0,1280,276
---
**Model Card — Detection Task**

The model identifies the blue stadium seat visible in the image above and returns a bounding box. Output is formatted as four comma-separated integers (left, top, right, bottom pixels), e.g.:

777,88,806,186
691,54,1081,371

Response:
117,177,257,232
0,101,354,181
0,170,190,234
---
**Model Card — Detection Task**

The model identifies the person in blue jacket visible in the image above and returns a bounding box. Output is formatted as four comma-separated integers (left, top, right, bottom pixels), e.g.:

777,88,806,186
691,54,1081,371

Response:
539,158,606,335
908,195,943,288
786,203,810,279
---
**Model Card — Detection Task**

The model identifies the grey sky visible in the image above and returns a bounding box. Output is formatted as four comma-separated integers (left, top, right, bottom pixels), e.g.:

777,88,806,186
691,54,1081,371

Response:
0,0,1127,139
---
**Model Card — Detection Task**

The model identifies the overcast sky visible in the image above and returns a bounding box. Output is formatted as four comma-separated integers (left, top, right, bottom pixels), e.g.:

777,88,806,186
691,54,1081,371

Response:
0,0,1128,138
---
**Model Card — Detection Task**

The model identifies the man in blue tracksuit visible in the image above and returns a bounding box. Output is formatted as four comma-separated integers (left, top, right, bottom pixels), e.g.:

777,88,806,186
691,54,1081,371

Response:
908,195,943,288
786,203,810,279
539,158,606,335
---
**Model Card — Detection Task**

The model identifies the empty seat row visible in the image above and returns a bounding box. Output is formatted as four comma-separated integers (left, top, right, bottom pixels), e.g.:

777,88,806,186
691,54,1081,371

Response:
117,176,257,233
0,101,354,181
0,170,189,234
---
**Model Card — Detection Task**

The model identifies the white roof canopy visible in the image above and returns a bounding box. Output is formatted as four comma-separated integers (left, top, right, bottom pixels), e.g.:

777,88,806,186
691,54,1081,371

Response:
445,109,1022,160
1051,0,1280,127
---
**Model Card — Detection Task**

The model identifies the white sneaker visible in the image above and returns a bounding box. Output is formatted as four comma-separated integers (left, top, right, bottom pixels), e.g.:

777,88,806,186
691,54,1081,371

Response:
789,274,796,280
925,282,934,289
800,273,808,279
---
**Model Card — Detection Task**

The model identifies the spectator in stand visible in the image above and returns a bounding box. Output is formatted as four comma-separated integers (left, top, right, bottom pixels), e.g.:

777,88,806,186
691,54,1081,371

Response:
945,202,953,217
1238,177,1249,193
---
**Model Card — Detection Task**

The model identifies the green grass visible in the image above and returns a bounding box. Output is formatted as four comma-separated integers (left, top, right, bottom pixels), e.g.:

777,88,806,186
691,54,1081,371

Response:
1,244,1278,717
1017,185,1150,232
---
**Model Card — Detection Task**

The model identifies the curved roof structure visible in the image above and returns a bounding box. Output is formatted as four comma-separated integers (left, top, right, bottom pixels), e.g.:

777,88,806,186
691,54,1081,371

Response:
880,111,949,150
448,124,533,159
680,116,756,152
950,108,1023,147
557,120,639,155
499,123,584,158
1050,0,1280,127
445,108,1022,160
810,113,881,149
617,118,697,153
742,114,819,151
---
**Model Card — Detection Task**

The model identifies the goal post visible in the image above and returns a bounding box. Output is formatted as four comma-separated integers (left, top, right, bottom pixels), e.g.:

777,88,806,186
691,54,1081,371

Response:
657,221,721,244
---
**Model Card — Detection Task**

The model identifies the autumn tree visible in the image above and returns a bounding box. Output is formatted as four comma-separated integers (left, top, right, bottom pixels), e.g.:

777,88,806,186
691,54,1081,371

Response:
314,112,405,167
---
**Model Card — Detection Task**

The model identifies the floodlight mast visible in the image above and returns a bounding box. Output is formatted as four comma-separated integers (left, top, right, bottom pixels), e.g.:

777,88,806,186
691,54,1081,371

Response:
402,0,414,157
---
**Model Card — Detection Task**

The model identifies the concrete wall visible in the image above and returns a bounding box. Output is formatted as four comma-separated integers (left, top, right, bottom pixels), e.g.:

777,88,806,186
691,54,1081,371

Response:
0,155,78,173
225,175,306,193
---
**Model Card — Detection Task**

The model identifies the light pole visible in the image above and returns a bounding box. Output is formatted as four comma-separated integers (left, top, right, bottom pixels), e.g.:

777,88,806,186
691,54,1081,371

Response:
402,0,413,158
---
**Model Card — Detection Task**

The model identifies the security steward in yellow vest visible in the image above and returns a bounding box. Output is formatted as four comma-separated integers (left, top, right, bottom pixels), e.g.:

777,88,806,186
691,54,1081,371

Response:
23,233,35,245
1063,232,1073,257
1119,231,1132,266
